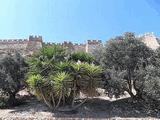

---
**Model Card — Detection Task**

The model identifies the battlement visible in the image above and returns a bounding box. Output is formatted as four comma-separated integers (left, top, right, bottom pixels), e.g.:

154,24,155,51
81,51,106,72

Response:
0,39,28,44
74,43,85,46
63,41,73,45
0,33,158,57
45,42,56,46
63,41,86,46
29,39,102,54
29,35,42,42
0,35,43,43
87,40,102,44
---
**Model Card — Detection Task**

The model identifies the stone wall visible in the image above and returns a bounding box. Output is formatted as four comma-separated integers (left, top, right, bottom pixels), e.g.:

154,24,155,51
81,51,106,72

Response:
56,40,102,54
139,33,160,50
0,33,159,57
0,35,43,56
86,40,102,54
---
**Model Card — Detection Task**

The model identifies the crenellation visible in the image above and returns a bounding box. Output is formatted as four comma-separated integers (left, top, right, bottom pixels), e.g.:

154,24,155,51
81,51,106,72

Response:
0,33,158,57
98,40,102,43
0,36,43,56
57,43,61,45
87,40,101,45
86,39,102,53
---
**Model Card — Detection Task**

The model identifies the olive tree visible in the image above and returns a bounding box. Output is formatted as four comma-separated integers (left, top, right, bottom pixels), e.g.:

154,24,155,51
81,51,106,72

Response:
95,32,155,99
0,52,27,106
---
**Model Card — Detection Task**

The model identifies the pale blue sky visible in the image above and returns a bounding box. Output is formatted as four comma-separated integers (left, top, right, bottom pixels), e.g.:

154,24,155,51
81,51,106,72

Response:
0,0,160,43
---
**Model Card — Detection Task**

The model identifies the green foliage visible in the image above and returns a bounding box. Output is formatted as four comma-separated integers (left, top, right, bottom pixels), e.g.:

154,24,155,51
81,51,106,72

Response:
81,63,103,97
28,45,67,76
50,72,72,99
27,45,102,110
27,74,43,89
40,45,66,61
135,65,160,101
70,52,95,63
0,52,27,106
55,62,71,72
95,32,156,99
0,100,6,108
92,47,104,65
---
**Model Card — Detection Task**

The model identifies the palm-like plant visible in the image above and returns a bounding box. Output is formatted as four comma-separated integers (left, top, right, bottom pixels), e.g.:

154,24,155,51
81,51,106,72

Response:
50,72,72,108
55,61,71,72
67,63,103,108
69,63,85,106
70,52,95,63
27,74,53,108
28,45,66,76
80,63,103,97
27,45,103,111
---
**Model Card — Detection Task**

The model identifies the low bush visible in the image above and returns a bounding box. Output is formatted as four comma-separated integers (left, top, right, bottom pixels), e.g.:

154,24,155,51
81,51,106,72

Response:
69,51,95,63
0,52,27,107
27,45,102,110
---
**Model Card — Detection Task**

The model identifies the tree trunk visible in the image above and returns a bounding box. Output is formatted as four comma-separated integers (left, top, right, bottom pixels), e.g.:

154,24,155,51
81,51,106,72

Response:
8,93,16,106
133,80,144,100
128,69,132,94
68,90,74,105
127,69,135,98
126,89,135,98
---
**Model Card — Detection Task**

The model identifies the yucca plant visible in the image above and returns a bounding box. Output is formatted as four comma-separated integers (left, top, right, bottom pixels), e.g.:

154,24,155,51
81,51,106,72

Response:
80,63,103,97
27,74,53,109
50,72,72,108
27,45,103,111
70,52,95,63
69,63,85,107
28,45,66,76
55,61,71,72
67,63,103,108
27,72,73,109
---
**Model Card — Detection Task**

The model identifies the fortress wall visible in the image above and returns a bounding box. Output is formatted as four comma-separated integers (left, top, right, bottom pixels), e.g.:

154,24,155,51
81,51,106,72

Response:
140,33,160,50
35,41,43,49
0,39,28,50
86,40,102,54
74,44,86,52
28,40,42,50
0,33,159,57
0,36,43,56
26,36,43,51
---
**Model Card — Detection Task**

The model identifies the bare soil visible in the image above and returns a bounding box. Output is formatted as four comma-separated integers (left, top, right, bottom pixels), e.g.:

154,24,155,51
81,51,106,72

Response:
0,95,160,120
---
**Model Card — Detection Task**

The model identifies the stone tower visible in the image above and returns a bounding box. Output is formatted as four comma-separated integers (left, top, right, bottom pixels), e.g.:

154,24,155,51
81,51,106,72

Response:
27,35,43,52
86,40,102,54
140,33,160,50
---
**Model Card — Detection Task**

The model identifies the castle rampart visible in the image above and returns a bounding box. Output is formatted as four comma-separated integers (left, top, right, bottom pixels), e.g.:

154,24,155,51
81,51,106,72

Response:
0,35,43,56
139,33,160,50
0,33,159,56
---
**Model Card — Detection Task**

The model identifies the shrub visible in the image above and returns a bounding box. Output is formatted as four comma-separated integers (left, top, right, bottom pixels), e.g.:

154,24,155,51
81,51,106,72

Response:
94,32,157,100
69,52,95,63
0,52,27,107
27,45,102,110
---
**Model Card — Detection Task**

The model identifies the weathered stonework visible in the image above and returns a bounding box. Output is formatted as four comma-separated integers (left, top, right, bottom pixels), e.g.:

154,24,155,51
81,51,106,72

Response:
0,33,159,56
45,40,102,54
139,33,160,50
0,35,43,56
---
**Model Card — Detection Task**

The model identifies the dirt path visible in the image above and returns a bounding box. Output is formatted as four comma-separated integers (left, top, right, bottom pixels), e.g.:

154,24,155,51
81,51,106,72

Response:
0,97,159,120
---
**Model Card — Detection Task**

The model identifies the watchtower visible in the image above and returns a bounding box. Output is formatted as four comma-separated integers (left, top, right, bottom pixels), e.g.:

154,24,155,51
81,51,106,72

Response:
86,40,102,54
